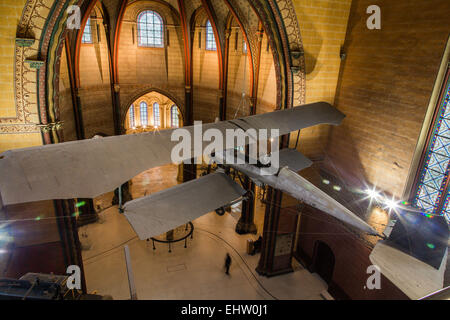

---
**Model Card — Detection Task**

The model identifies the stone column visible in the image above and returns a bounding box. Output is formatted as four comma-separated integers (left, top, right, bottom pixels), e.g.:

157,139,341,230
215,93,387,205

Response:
235,177,257,234
256,191,299,276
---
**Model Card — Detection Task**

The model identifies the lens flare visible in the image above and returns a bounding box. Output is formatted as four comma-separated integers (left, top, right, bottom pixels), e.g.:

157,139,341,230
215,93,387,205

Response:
426,243,436,249
76,201,86,208
384,198,399,211
365,188,380,200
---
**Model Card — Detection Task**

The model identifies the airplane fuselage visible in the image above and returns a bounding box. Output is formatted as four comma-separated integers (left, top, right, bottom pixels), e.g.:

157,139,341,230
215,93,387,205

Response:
212,150,380,236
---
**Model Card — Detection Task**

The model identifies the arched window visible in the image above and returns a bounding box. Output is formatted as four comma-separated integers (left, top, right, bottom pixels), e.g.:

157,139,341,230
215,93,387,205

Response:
413,65,450,222
129,104,135,128
137,11,164,47
82,18,93,44
205,20,216,51
171,105,179,128
140,102,148,127
153,103,161,127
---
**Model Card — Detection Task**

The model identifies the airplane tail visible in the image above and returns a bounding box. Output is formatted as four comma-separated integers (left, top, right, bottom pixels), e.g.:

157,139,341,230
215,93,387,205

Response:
274,148,313,172
275,167,380,236
370,213,448,299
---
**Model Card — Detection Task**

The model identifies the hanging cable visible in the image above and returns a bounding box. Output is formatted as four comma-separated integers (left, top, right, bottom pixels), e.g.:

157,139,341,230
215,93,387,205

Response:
233,8,251,120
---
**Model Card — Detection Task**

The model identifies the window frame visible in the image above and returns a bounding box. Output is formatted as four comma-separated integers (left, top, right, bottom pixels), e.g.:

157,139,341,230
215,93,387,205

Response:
242,39,248,54
129,104,135,128
171,105,179,128
153,103,161,127
81,18,93,44
205,20,217,51
140,101,148,127
413,65,450,222
137,10,164,48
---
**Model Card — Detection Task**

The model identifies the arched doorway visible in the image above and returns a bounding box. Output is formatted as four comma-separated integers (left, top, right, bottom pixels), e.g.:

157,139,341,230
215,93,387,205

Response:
312,241,335,285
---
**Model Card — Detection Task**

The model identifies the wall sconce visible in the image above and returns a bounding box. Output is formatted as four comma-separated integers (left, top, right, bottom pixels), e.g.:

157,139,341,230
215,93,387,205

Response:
37,121,64,133
340,47,347,61
290,50,304,74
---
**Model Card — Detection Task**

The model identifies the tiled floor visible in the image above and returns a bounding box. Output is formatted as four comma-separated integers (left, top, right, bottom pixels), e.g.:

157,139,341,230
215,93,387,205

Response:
80,165,327,300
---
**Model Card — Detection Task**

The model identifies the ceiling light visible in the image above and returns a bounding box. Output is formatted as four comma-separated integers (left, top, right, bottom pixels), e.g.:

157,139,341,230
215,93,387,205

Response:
384,198,398,211
365,188,380,200
322,179,330,185
333,185,342,191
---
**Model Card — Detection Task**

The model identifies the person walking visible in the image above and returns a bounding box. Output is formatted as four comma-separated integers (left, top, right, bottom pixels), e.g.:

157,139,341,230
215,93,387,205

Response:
225,253,232,275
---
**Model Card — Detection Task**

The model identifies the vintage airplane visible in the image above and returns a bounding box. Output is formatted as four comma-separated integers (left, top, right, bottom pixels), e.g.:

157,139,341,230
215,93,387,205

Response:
0,101,448,300
0,102,379,239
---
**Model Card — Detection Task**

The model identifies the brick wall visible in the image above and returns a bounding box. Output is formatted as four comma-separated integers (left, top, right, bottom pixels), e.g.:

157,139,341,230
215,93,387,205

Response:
118,1,185,124
256,33,277,115
293,0,352,159
296,205,408,300
0,0,26,118
324,0,450,197
0,0,42,153
78,15,115,138
192,13,221,123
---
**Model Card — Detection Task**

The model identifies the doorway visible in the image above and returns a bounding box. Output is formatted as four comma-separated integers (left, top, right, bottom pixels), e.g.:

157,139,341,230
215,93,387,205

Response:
313,241,335,285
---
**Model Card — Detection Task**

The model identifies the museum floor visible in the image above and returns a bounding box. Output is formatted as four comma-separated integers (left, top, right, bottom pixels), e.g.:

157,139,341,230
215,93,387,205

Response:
79,165,329,300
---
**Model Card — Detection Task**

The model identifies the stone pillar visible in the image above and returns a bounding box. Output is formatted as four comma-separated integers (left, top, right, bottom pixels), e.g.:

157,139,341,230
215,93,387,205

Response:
256,190,299,277
75,198,98,227
112,181,133,206
56,199,88,293
112,84,122,135
183,86,196,182
235,177,257,234
0,194,7,277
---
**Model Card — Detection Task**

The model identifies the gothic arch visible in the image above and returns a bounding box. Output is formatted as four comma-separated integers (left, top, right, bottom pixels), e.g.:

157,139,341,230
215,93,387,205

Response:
121,87,185,132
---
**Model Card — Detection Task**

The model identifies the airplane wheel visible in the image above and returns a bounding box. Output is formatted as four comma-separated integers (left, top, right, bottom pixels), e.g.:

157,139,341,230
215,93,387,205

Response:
215,207,225,216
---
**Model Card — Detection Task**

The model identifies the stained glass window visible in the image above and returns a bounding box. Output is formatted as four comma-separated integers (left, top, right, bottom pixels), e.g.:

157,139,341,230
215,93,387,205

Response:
82,18,93,44
153,103,160,127
140,102,148,127
413,69,450,222
205,20,216,51
171,105,179,128
129,104,135,128
137,11,164,47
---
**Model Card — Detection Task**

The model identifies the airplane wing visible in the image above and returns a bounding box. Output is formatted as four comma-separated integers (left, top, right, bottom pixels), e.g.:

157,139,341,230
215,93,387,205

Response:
0,102,344,206
275,148,313,172
123,172,246,240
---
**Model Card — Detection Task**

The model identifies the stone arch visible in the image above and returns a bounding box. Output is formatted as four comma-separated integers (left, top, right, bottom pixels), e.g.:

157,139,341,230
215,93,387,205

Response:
121,87,185,132
248,0,306,108
272,0,307,106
